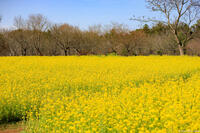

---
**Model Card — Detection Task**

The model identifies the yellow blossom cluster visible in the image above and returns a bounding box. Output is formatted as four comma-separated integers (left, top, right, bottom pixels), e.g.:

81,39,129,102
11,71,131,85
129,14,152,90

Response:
0,56,200,132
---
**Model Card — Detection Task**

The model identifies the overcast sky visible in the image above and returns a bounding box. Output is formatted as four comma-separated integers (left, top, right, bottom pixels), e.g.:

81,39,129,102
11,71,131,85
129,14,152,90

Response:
0,0,159,30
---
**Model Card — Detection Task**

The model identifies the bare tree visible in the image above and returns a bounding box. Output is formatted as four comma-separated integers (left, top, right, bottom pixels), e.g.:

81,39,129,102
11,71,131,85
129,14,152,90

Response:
149,32,178,55
121,30,147,56
27,14,49,31
4,31,19,56
0,32,10,55
51,24,81,55
132,0,200,55
45,31,60,56
14,16,26,29
104,24,130,55
73,30,101,55
8,30,31,56
27,14,50,56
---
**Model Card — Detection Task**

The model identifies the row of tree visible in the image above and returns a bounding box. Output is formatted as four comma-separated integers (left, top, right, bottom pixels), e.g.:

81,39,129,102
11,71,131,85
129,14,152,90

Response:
0,0,200,56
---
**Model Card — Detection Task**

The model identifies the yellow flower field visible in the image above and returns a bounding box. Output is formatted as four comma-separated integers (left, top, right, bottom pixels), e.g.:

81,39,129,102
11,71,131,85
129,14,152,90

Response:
0,56,200,133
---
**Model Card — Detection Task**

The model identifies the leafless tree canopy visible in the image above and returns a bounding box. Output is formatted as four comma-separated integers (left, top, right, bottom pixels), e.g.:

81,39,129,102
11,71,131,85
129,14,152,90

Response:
27,14,50,31
14,16,26,29
145,0,200,55
0,13,200,56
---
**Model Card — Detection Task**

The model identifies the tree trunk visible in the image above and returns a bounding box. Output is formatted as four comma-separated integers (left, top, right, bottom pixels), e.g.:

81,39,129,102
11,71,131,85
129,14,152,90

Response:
74,48,81,55
64,49,67,56
178,45,184,56
64,48,70,56
173,32,185,56
21,48,27,56
35,48,43,56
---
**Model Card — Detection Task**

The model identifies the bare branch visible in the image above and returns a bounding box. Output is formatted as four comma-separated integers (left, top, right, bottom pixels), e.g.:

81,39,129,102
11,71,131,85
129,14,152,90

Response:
27,14,50,31
132,0,200,55
14,16,26,29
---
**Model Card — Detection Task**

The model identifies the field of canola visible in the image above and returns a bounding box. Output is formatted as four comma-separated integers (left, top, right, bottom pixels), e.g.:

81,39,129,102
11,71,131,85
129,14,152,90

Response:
0,56,200,133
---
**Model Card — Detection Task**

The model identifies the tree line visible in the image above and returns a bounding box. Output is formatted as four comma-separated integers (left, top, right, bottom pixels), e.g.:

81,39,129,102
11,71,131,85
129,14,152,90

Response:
0,0,200,56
